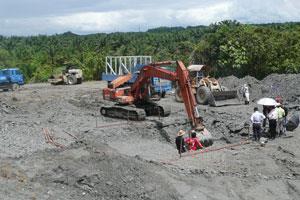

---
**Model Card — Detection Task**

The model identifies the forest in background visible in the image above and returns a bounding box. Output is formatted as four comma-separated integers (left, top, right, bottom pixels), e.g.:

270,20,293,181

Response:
0,20,300,82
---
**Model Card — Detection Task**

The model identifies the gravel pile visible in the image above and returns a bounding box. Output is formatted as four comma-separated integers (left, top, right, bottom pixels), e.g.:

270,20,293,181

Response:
220,73,300,105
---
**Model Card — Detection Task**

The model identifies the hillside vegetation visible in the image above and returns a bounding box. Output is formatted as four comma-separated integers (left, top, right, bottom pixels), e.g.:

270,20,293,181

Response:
0,20,300,82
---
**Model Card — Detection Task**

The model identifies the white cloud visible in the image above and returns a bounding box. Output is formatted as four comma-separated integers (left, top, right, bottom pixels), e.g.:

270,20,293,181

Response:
229,0,300,23
52,11,147,32
0,1,234,35
175,1,233,25
0,0,300,35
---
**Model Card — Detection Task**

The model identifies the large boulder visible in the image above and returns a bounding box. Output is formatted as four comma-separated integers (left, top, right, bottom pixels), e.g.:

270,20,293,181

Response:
286,113,299,131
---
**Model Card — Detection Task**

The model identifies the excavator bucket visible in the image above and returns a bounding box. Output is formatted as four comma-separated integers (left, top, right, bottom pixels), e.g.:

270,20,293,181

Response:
197,128,213,147
210,90,241,107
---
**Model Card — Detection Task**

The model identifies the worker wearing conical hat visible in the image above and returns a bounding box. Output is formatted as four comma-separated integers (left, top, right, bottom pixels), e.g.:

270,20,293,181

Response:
175,130,187,154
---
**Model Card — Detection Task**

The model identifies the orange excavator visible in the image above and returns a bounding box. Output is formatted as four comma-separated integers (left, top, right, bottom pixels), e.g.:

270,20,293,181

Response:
101,60,213,146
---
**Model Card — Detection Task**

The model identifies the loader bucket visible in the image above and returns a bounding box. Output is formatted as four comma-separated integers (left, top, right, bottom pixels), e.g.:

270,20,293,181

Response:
48,78,64,85
210,90,241,107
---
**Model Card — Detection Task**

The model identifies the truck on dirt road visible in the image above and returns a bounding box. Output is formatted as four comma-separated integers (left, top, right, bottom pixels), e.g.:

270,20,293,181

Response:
102,56,172,98
0,68,25,91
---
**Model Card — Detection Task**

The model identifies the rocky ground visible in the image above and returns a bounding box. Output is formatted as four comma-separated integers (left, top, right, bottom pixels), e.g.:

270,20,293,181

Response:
0,74,299,200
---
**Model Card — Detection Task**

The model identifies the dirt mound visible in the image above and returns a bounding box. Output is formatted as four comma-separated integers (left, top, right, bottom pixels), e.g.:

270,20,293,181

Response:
69,90,108,110
261,74,300,105
219,73,300,106
5,140,179,200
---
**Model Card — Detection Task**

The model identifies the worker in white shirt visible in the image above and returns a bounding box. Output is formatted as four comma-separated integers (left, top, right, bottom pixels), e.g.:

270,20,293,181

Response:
242,84,250,105
268,106,278,139
250,107,266,141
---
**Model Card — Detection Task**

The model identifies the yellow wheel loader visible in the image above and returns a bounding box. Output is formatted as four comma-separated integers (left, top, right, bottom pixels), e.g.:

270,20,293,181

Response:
175,65,240,106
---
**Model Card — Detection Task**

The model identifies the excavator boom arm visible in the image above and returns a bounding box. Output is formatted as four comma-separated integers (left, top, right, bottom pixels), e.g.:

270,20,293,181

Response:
108,73,132,89
131,61,202,129
176,61,202,128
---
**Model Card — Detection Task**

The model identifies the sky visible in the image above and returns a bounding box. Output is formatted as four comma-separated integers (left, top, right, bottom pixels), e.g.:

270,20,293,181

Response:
0,0,299,36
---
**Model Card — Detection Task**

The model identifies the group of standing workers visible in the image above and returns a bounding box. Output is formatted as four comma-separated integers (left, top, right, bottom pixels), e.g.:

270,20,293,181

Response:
250,96,288,141
175,83,287,154
241,84,288,141
175,130,203,154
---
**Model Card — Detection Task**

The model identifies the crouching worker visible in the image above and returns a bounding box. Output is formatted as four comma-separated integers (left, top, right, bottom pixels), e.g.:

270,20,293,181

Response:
185,131,204,151
175,130,187,154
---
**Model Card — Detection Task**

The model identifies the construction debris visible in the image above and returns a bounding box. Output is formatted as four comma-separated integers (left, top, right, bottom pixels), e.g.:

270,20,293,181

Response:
43,128,65,149
63,130,78,140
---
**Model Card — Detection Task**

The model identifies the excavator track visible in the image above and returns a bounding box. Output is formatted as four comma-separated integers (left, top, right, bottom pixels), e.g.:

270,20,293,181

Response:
100,105,146,121
100,102,171,121
135,101,171,117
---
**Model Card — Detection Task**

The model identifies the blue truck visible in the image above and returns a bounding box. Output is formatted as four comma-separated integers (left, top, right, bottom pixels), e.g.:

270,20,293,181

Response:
0,68,25,91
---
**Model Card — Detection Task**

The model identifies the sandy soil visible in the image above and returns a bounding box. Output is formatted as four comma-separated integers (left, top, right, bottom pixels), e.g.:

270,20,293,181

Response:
0,75,299,200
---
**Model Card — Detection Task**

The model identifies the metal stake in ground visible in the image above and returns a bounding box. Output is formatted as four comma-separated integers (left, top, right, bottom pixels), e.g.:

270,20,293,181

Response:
95,111,98,128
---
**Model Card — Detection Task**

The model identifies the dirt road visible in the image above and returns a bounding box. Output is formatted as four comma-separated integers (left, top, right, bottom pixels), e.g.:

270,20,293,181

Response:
0,77,299,200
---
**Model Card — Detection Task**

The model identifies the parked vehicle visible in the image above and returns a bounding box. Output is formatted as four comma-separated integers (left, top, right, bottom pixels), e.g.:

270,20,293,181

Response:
48,66,83,85
102,56,172,98
175,65,240,106
0,68,25,91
